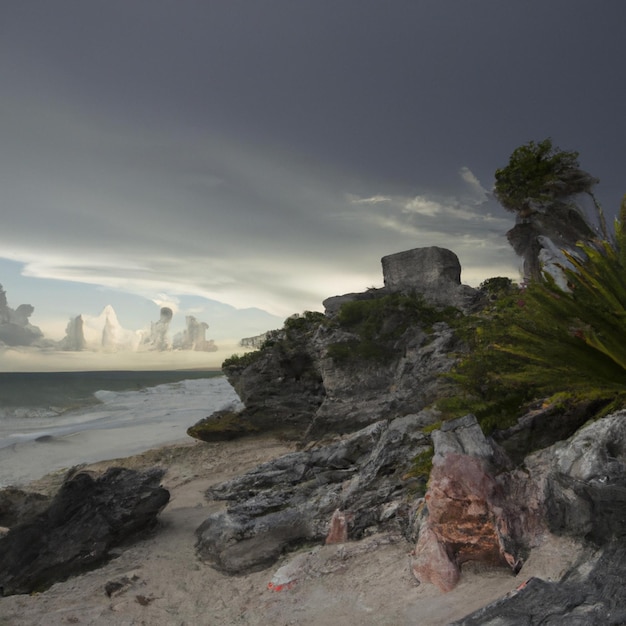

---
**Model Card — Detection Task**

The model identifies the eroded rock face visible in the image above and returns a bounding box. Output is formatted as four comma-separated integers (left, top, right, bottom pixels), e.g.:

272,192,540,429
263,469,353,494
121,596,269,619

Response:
451,412,626,621
306,322,460,438
411,415,528,591
0,467,169,596
195,414,431,574
221,327,326,436
456,541,626,625
545,410,626,543
219,247,475,442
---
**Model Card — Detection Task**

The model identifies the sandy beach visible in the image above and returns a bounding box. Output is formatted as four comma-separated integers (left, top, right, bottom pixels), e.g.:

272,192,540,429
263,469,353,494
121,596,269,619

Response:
0,434,583,626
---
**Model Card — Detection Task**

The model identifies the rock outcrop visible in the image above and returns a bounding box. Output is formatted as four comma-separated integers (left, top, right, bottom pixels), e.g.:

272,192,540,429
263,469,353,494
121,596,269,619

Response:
195,413,433,574
410,410,626,622
381,246,479,312
205,246,475,443
190,244,626,622
0,467,169,596
411,415,531,591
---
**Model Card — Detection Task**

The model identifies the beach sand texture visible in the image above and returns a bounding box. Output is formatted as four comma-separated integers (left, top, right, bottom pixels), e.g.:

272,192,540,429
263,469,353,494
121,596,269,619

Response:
0,436,582,626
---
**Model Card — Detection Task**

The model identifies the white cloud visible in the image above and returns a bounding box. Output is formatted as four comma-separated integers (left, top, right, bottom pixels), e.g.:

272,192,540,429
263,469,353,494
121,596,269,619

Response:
348,194,393,204
152,294,180,314
459,166,490,199
403,196,444,217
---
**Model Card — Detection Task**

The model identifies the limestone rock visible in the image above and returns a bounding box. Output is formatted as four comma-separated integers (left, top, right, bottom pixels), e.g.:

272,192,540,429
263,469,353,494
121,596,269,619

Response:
0,467,169,596
455,412,626,622
545,410,626,542
456,541,626,625
220,246,473,442
222,326,326,435
381,247,479,312
382,246,462,288
195,415,430,574
305,322,460,439
411,415,527,592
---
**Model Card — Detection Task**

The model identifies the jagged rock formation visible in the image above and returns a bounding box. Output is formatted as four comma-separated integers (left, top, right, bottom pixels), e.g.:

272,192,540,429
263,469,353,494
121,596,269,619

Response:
456,410,626,623
0,467,169,596
410,408,626,620
197,230,626,623
411,415,535,591
195,412,433,574
205,246,475,443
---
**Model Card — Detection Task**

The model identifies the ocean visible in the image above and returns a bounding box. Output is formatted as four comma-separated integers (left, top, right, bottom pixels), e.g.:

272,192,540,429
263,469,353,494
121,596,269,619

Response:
0,370,243,488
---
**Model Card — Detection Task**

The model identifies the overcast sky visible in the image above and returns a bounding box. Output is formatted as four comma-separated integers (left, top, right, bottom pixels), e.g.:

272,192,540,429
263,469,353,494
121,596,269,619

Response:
1,1,625,370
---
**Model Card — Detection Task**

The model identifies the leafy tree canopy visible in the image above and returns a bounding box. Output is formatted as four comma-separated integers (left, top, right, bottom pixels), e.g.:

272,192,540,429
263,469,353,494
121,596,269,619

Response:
494,138,598,216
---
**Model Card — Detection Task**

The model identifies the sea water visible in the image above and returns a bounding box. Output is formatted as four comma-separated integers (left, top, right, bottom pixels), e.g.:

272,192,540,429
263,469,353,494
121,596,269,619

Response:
0,371,243,487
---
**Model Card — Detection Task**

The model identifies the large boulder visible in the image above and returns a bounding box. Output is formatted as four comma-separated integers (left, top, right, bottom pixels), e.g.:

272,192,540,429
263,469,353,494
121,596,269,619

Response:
0,467,169,596
381,246,479,312
411,415,530,592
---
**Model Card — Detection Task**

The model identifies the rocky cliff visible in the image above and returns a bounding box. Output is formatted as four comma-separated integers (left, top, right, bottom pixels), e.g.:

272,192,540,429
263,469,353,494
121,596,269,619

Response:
192,246,479,444
190,245,626,622
5,244,625,622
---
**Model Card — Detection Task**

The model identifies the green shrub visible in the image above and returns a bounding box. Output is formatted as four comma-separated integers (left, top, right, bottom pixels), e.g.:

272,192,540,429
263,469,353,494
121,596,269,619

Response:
222,350,263,370
283,310,326,332
327,293,458,363
446,199,626,432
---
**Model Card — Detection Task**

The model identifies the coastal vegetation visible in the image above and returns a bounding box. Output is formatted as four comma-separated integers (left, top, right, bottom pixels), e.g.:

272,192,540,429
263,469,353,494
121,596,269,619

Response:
326,293,456,364
221,138,626,443
444,141,626,433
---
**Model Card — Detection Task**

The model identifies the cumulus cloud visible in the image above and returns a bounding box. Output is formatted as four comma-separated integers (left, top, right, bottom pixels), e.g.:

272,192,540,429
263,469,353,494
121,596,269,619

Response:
57,303,219,355
0,284,45,348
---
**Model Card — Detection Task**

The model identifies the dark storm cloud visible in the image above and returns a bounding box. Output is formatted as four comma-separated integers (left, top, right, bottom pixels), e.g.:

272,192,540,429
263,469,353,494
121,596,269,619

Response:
1,1,624,319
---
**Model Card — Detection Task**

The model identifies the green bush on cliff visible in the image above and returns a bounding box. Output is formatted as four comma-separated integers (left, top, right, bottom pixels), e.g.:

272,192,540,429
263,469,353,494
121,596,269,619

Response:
446,197,626,432
498,201,626,404
327,293,458,363
222,310,325,371
222,350,264,370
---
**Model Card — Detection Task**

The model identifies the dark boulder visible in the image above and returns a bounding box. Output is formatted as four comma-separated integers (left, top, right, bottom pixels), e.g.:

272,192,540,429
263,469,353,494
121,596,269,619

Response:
0,487,50,528
455,541,626,625
0,467,169,596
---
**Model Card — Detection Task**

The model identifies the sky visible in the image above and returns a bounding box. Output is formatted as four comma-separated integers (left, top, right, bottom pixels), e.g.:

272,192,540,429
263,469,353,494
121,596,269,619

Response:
1,1,625,371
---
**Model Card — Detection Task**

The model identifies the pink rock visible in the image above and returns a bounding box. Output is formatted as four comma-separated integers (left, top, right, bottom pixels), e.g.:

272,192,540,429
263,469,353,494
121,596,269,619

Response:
411,527,460,592
325,509,349,544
